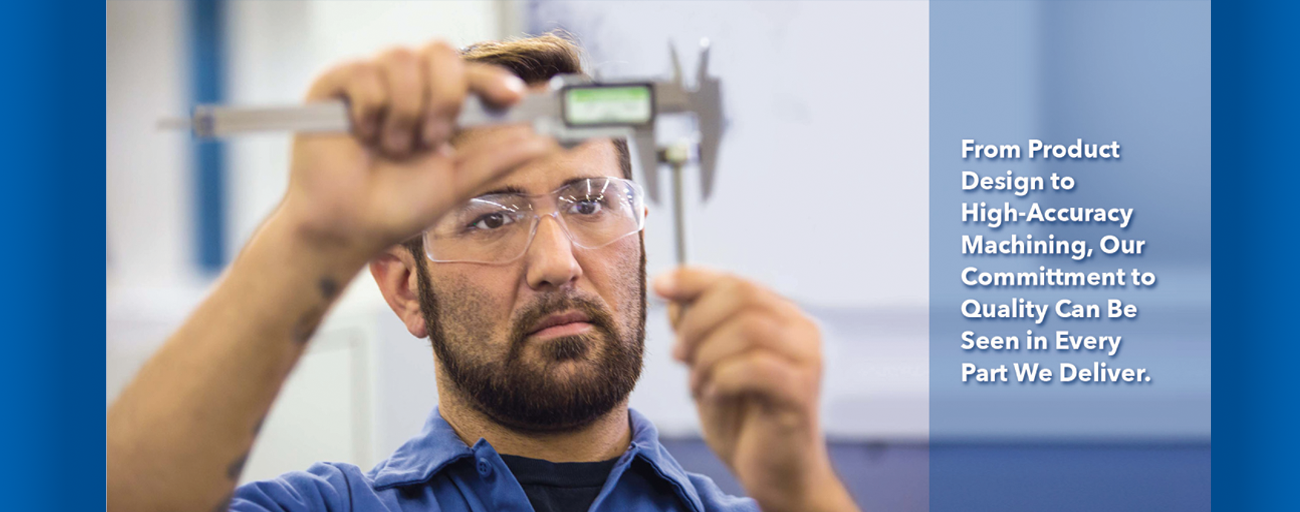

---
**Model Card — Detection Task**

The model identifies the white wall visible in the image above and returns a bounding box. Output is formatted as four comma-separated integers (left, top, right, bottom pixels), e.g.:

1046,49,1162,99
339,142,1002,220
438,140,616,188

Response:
106,1,190,288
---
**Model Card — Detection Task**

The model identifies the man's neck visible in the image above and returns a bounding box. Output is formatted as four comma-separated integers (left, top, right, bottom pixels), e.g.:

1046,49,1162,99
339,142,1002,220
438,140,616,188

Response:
435,381,633,463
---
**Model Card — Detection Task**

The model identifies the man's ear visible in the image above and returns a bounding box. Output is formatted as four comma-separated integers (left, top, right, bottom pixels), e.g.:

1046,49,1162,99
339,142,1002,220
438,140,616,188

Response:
370,246,429,339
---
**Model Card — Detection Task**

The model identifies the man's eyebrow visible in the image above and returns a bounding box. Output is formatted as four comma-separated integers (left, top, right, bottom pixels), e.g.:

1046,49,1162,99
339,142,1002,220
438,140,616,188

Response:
560,175,610,189
474,185,528,197
475,176,612,198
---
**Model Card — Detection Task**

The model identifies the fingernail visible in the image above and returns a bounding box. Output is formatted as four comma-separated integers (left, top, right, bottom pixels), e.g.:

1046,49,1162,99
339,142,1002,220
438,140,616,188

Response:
435,142,455,157
653,273,676,295
384,129,409,154
423,118,450,146
434,120,453,144
504,75,526,95
356,115,377,140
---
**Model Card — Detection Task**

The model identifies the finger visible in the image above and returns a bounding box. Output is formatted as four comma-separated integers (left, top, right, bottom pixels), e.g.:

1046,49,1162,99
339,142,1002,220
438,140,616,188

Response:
457,131,560,177
702,351,807,409
652,266,729,303
450,124,537,157
305,61,354,101
672,277,786,361
449,131,560,198
376,47,425,156
687,312,819,394
686,311,790,393
466,62,528,107
304,61,386,141
419,41,467,147
376,130,558,230
667,302,683,330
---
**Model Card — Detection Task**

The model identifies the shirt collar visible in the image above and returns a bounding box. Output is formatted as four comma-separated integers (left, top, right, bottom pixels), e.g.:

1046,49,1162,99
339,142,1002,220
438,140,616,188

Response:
369,406,476,489
368,406,703,509
624,408,706,512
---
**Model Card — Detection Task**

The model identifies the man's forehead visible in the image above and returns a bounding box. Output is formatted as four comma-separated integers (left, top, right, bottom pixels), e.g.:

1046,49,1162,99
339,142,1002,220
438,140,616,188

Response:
471,138,623,197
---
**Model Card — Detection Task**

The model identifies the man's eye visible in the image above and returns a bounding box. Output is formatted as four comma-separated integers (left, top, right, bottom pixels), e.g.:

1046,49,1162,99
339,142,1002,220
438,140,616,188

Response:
469,212,516,231
569,199,603,216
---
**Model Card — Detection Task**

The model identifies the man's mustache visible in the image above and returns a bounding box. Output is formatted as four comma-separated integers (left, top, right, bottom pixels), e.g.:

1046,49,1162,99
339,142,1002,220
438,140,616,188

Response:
507,294,618,351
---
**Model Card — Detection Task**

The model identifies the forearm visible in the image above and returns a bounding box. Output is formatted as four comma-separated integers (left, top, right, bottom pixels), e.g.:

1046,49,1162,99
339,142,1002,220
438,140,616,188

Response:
771,467,860,512
106,208,371,512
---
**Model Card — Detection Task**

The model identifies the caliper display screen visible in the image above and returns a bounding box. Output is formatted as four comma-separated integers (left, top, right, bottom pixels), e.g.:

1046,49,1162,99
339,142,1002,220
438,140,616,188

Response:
563,84,654,127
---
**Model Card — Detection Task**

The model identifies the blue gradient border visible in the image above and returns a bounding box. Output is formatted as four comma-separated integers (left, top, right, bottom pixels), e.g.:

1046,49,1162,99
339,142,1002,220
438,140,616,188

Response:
1210,0,1300,509
0,1,103,510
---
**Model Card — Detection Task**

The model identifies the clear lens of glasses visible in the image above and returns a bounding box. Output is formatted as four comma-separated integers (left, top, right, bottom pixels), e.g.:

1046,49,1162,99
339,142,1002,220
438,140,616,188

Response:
425,177,645,264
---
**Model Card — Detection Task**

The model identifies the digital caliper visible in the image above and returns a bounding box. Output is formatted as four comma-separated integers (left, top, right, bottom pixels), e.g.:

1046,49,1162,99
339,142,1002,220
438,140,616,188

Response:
161,41,725,266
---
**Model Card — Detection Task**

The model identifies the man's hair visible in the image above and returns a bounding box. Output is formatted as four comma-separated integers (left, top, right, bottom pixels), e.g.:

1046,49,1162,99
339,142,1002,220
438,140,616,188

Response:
404,32,633,258
461,33,586,84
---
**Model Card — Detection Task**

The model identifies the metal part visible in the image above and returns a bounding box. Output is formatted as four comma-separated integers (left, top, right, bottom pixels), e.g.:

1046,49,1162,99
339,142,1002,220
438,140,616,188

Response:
661,141,693,266
658,39,723,202
161,95,548,139
672,162,687,265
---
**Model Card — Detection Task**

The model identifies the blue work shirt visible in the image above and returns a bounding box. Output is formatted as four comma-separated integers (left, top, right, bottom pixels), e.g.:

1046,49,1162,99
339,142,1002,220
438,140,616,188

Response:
231,408,757,512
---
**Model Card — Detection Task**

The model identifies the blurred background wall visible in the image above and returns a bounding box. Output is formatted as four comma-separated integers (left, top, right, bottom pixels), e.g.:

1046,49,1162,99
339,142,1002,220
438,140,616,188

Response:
106,2,930,510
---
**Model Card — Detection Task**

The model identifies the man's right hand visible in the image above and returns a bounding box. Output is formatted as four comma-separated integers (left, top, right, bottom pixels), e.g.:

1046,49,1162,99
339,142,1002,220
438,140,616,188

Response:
107,40,559,512
280,40,558,262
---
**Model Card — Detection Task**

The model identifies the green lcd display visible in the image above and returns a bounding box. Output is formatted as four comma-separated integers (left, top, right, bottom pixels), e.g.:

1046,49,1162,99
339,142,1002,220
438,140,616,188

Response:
563,84,654,126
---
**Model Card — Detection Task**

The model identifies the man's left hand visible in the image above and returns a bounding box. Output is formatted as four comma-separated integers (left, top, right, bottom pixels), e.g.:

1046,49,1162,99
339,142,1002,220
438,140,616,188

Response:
654,267,859,512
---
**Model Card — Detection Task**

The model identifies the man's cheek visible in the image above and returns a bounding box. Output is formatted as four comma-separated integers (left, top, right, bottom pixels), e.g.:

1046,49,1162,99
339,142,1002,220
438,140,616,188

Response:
593,238,645,317
434,275,510,340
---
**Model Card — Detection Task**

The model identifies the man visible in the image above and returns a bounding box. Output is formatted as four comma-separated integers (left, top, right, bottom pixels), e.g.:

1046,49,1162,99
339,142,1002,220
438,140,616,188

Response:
106,34,859,512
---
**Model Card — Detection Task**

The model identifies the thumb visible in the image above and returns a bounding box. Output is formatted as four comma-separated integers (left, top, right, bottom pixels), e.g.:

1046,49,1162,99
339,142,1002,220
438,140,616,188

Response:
652,265,726,302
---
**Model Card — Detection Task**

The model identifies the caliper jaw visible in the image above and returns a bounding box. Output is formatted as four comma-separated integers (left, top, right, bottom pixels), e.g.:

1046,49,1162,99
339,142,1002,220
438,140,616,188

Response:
640,40,726,205
490,43,725,206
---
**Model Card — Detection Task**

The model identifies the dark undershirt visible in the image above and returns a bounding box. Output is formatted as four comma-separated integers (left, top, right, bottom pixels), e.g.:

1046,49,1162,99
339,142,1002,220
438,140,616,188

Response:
499,454,619,512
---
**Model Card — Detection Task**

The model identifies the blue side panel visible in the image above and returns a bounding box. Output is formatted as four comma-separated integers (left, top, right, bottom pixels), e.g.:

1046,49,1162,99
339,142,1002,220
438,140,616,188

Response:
1211,0,1300,509
930,1,1212,510
2,1,103,510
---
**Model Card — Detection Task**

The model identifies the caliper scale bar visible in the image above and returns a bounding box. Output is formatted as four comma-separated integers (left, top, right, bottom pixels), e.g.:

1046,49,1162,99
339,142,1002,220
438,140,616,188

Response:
162,41,725,266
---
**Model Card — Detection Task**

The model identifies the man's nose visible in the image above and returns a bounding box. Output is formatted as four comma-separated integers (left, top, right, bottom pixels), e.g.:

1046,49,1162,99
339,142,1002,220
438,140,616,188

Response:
524,215,582,290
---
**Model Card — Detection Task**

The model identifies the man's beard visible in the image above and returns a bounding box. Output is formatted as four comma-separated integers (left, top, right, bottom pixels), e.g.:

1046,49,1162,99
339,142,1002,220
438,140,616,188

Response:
413,248,646,432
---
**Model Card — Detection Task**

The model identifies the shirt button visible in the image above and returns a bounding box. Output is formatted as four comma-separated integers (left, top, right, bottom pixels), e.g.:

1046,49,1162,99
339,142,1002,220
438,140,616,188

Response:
476,458,492,477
